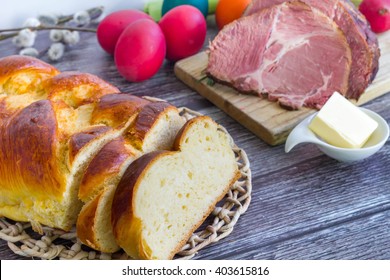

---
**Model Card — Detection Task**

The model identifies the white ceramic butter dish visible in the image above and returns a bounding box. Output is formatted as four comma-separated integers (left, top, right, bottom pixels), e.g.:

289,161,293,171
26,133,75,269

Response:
285,108,389,162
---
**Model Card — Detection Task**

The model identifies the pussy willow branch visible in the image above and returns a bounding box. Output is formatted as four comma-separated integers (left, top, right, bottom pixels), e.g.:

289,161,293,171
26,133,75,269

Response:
0,6,102,41
0,33,18,41
57,6,103,25
0,26,96,34
0,26,96,41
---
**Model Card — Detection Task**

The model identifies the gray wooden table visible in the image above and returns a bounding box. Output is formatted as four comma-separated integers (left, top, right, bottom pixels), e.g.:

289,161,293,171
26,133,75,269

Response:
0,23,389,260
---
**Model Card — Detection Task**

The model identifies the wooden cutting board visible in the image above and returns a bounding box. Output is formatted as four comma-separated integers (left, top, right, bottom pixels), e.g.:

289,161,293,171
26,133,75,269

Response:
175,32,390,146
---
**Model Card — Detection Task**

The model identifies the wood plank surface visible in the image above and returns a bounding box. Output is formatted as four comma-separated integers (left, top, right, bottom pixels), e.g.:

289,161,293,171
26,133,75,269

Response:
0,20,389,261
175,32,390,146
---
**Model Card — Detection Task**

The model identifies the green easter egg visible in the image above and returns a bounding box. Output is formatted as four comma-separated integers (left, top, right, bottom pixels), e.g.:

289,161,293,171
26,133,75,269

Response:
208,0,218,14
162,0,209,17
144,0,163,21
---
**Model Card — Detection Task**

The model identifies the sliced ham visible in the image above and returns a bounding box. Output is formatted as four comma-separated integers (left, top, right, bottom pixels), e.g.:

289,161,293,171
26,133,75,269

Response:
207,1,352,109
244,0,380,100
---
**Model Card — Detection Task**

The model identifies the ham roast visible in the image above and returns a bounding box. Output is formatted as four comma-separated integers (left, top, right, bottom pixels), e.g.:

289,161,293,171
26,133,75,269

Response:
207,1,352,109
244,0,380,101
207,0,380,109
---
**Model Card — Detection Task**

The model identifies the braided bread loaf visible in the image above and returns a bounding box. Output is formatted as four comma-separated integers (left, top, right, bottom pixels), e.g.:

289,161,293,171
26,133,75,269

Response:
0,55,239,259
0,55,119,231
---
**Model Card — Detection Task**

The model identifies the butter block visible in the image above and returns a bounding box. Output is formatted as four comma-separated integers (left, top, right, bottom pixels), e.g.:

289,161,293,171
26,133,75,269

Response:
308,92,378,149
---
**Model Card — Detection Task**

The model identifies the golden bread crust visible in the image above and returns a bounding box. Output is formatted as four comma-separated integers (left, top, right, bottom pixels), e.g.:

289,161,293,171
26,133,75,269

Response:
0,100,64,199
0,98,14,120
126,102,173,150
91,94,150,128
76,191,101,249
68,126,112,164
0,55,59,81
0,55,59,96
78,137,135,202
44,72,119,107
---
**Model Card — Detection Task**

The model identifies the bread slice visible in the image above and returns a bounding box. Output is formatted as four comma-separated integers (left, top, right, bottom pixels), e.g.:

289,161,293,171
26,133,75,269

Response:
77,186,119,252
111,116,240,259
76,102,185,252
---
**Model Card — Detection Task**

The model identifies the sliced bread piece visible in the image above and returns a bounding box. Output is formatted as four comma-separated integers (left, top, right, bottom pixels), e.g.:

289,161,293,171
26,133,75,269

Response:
111,116,240,259
76,102,185,252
